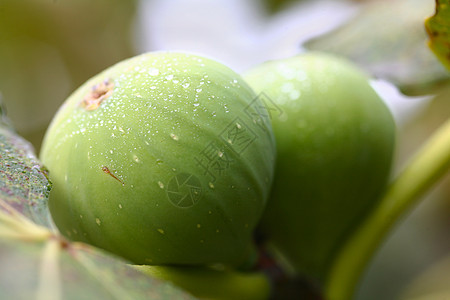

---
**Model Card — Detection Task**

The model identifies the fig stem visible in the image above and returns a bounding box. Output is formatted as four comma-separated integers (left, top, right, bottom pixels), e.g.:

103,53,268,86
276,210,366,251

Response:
136,265,272,300
325,117,450,300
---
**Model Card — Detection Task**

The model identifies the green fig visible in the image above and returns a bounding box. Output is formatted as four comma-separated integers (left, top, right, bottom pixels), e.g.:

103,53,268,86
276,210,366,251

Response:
40,52,276,266
244,52,395,281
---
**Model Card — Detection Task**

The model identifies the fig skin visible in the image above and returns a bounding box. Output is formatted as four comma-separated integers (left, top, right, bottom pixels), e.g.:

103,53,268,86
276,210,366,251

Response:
40,52,276,266
244,52,396,281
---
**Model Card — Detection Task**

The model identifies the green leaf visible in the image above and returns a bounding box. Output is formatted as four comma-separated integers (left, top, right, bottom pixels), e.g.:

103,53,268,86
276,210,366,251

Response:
0,199,196,300
305,0,450,95
425,0,450,71
0,121,52,228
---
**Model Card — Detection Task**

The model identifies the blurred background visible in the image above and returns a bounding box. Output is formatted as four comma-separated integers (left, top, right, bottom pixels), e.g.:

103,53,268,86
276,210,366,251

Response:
0,0,449,299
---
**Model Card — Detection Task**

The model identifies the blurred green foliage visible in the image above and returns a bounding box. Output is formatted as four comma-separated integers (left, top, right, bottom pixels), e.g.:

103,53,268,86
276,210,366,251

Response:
0,0,138,150
425,0,450,71
305,0,450,95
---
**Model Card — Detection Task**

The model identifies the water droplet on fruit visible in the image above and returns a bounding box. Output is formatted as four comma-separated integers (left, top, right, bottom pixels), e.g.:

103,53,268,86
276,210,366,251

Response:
158,181,164,189
149,68,159,76
170,133,179,141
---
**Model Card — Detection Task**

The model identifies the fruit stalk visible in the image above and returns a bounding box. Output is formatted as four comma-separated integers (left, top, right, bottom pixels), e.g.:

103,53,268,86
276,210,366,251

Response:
325,117,450,300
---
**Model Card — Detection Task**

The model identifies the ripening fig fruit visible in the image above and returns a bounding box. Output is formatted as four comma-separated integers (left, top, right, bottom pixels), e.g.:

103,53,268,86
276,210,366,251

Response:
244,52,395,281
40,52,276,266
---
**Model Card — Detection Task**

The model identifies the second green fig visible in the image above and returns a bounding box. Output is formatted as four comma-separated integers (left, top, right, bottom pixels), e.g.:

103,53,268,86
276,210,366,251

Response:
244,52,396,282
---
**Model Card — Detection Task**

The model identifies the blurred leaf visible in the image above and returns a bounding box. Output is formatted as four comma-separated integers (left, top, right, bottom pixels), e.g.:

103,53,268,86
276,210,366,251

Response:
425,0,450,71
0,204,196,300
399,254,450,300
0,94,10,128
305,0,450,95
0,0,138,149
0,122,52,227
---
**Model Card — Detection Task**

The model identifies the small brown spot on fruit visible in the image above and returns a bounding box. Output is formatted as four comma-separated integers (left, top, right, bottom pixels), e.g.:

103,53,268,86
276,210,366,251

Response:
102,166,124,186
82,78,114,110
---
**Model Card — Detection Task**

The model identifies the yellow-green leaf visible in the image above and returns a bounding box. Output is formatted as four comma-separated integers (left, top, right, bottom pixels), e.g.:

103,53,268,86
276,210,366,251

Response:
305,0,450,95
425,0,450,71
0,116,52,227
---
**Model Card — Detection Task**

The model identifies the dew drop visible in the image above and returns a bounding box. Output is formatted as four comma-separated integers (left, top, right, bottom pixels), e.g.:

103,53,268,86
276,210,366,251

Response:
196,88,202,93
149,68,159,76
